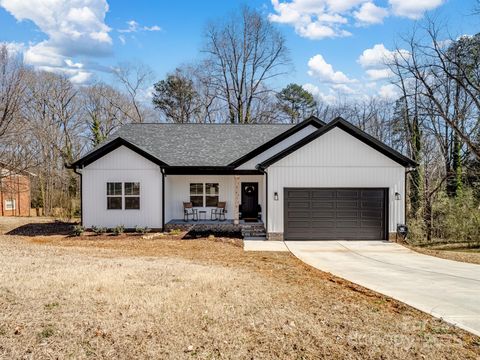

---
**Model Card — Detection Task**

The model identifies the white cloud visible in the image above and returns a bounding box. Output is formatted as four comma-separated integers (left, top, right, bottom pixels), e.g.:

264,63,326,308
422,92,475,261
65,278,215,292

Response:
307,54,354,84
0,41,24,56
357,43,398,68
0,0,112,84
270,0,445,39
389,0,444,20
302,83,337,105
118,20,161,33
357,44,409,80
331,83,355,94
365,68,393,80
269,0,367,39
354,2,388,24
378,83,399,99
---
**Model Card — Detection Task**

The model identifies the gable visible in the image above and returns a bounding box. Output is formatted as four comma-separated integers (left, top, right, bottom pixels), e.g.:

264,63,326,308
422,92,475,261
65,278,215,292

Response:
84,145,159,170
235,124,318,170
270,127,404,168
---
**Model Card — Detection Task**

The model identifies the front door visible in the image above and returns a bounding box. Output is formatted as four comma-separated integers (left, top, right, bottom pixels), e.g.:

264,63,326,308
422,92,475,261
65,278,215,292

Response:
241,182,258,220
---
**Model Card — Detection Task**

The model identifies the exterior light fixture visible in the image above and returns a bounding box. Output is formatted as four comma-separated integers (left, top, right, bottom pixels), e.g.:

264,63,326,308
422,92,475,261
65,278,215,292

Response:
274,192,279,201
395,192,401,200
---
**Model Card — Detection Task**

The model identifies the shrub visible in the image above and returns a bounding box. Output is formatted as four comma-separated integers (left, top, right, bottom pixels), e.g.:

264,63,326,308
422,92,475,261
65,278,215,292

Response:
135,226,151,234
169,228,183,236
92,226,107,235
112,225,125,236
72,225,84,237
431,190,480,244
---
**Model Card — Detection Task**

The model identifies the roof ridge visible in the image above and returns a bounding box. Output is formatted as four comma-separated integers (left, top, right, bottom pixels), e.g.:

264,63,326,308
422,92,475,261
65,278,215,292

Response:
122,122,294,126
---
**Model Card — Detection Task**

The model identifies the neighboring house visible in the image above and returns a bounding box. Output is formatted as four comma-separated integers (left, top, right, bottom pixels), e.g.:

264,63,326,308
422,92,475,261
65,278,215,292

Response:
0,166,31,217
69,117,416,241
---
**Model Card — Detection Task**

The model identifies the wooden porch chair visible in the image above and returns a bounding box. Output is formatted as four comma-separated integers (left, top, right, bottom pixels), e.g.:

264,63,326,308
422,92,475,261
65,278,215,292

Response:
183,202,198,222
211,201,227,221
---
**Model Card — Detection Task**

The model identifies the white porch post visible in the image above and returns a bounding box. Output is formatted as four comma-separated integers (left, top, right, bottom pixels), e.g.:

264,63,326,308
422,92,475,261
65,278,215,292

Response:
233,175,240,224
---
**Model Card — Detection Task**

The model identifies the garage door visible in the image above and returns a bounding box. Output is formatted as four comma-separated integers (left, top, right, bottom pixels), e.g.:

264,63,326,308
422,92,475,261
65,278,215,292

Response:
284,188,387,240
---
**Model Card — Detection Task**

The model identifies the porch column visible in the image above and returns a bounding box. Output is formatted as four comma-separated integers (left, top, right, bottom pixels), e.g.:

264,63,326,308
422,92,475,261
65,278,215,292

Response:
233,175,240,224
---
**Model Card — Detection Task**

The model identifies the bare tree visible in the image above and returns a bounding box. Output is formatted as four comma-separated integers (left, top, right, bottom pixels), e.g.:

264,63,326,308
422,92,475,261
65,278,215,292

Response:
82,82,135,145
112,61,155,123
203,6,290,123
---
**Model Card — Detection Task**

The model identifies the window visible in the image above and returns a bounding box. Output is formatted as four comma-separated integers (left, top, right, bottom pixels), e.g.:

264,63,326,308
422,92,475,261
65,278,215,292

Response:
5,199,15,211
189,183,219,207
190,183,204,207
205,183,219,207
107,182,122,209
124,182,140,210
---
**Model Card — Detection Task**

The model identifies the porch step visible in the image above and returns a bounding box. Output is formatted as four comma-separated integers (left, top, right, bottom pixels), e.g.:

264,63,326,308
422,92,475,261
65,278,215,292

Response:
241,223,266,240
243,236,267,241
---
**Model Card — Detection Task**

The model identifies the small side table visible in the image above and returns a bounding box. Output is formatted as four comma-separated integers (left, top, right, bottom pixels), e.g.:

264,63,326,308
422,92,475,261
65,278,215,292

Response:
198,210,207,221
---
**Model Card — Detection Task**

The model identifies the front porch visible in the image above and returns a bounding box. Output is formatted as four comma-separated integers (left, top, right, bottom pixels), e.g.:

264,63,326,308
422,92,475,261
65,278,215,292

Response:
164,174,266,225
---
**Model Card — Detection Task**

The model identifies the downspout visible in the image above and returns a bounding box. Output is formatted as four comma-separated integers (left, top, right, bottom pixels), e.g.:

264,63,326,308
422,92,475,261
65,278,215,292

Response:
161,167,166,231
257,165,268,237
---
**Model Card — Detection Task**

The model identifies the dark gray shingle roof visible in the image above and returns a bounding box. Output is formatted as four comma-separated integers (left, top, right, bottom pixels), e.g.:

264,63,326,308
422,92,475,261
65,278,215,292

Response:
92,123,295,167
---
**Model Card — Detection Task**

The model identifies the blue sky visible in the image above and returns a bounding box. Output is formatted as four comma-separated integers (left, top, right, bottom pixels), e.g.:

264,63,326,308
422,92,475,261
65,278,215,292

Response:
0,0,478,102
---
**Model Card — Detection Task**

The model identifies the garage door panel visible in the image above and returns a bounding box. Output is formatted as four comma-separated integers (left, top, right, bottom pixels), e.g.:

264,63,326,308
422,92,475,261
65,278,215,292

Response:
336,210,359,218
361,210,383,219
310,211,335,219
287,201,310,209
287,211,312,218
311,201,334,209
336,200,359,208
361,189,384,198
284,188,386,241
311,190,335,198
361,200,383,208
311,220,336,228
286,190,310,199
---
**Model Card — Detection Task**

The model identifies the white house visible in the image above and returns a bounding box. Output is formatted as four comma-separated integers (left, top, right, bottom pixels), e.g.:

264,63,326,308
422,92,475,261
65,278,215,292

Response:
69,117,416,241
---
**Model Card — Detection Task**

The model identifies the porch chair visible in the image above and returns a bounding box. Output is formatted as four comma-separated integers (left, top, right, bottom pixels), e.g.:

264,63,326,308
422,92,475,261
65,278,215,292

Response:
211,201,227,221
183,202,198,222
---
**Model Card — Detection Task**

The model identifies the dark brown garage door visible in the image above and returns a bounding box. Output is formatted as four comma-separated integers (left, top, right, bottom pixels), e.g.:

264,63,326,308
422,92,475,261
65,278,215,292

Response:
284,188,387,240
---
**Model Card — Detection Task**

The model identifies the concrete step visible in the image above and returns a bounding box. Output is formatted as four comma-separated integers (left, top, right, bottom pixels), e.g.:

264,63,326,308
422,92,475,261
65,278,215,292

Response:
243,236,267,241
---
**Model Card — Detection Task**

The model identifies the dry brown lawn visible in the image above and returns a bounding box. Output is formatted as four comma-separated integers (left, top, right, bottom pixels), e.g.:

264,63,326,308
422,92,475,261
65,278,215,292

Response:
0,218,479,359
411,247,480,265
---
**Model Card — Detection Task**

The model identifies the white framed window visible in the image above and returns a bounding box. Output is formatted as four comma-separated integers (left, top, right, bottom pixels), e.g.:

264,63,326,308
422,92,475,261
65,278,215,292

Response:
189,183,219,207
107,182,122,210
106,182,141,210
190,183,204,207
5,199,15,211
124,182,140,210
205,183,219,207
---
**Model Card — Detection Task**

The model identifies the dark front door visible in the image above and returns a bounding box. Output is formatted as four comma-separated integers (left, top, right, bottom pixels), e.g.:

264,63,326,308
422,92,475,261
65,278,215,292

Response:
241,182,258,219
284,188,387,240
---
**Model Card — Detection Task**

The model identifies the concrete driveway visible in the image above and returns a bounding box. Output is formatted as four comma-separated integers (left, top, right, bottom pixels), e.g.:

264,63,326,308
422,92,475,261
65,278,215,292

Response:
285,240,480,337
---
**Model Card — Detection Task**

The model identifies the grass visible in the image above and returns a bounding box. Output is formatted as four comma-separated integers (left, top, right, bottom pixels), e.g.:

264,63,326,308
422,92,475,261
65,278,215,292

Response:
411,247,480,265
0,217,479,359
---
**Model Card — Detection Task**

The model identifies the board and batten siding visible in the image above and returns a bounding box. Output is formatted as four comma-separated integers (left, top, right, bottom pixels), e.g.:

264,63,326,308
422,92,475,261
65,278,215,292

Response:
266,127,405,236
165,175,264,222
81,145,162,228
235,125,318,170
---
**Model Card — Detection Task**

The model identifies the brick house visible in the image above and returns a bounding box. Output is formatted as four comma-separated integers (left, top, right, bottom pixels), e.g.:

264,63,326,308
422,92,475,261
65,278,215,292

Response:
0,167,32,217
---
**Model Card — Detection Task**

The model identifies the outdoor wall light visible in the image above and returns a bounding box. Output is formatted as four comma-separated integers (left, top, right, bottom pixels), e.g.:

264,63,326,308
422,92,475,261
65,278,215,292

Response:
274,192,279,201
395,192,401,200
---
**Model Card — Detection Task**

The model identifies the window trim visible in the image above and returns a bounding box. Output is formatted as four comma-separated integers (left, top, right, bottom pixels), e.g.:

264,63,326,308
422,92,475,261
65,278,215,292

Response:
107,182,123,210
124,182,140,210
189,182,220,207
